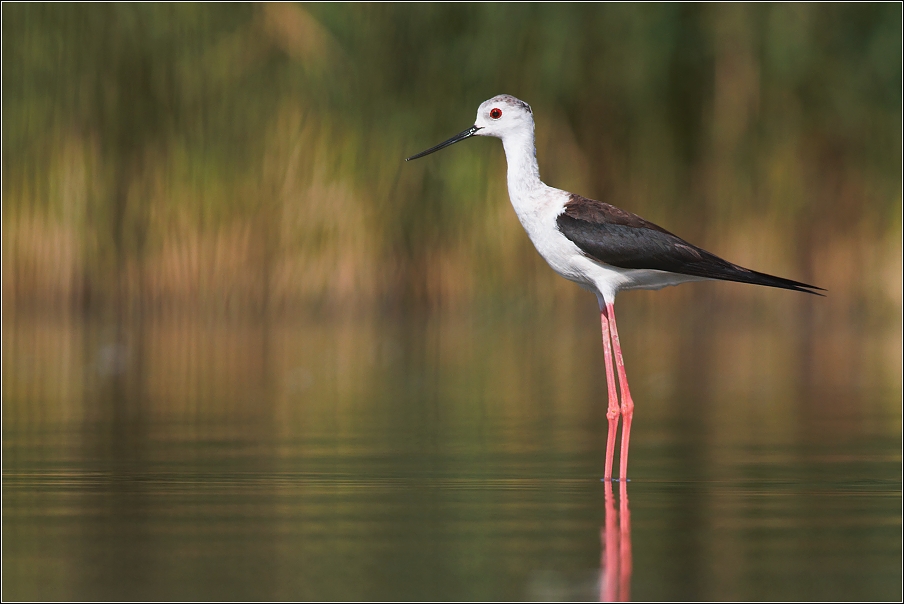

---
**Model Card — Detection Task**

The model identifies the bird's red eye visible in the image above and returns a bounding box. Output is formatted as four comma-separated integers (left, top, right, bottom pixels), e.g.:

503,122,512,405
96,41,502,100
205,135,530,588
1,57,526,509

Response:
490,108,502,119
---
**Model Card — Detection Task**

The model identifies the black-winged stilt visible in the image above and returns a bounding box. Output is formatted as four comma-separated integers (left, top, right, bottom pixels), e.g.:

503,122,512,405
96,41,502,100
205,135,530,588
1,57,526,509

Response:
406,94,822,482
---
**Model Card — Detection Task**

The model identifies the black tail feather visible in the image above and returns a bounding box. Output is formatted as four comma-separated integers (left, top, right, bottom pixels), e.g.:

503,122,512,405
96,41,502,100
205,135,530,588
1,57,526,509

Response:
692,263,825,296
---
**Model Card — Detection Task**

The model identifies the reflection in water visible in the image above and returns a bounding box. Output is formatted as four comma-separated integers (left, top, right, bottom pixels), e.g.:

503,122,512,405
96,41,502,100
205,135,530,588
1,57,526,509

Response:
2,312,901,601
600,480,632,602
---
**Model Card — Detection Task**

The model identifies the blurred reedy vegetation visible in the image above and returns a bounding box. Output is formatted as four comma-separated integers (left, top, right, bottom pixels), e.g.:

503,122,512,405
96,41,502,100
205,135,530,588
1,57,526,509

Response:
2,3,901,319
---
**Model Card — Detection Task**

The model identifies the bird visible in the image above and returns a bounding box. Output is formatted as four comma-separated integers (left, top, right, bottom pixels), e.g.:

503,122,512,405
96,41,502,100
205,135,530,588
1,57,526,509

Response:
405,94,822,482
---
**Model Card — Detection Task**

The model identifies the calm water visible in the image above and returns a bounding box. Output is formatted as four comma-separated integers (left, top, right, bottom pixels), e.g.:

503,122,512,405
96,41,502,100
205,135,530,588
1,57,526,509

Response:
3,299,901,601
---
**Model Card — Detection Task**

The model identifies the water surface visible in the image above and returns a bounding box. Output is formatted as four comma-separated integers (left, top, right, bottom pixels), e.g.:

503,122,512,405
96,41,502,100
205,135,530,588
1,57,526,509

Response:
3,303,901,600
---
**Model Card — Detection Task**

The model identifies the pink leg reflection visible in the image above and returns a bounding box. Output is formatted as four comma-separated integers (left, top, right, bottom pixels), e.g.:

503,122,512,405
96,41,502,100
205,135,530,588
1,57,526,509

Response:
600,480,633,602
600,480,619,602
618,481,632,602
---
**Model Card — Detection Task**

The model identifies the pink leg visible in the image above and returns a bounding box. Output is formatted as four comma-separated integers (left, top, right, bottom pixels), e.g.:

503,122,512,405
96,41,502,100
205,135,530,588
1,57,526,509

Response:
600,306,620,481
606,302,634,482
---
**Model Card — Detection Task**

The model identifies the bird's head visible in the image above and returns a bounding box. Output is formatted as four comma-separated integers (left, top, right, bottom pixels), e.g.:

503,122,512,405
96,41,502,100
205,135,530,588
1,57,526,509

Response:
406,94,534,161
473,94,534,139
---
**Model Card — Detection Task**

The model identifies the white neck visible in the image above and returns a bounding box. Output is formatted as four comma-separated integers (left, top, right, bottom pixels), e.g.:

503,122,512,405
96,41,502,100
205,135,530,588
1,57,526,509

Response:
501,128,544,199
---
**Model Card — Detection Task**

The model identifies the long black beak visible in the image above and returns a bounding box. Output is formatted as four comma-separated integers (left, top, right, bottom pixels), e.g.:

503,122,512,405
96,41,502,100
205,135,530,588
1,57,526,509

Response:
405,125,481,161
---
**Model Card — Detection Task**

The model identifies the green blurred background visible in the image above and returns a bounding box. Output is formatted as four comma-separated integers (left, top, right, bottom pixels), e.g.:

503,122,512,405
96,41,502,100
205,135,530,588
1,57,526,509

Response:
3,3,901,317
2,4,902,601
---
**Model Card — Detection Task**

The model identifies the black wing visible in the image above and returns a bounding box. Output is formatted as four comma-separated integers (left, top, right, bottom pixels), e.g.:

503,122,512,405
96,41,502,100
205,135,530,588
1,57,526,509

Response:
556,194,823,295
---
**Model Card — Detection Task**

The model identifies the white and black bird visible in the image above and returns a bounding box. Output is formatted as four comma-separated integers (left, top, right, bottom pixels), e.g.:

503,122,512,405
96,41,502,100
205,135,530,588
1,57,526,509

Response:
406,94,822,482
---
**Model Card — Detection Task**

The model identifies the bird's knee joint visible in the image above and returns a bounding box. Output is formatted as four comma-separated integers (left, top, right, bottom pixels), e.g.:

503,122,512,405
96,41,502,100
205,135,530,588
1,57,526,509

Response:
607,409,620,421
